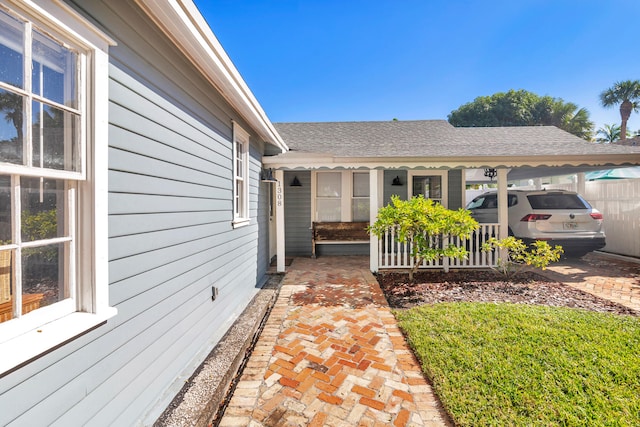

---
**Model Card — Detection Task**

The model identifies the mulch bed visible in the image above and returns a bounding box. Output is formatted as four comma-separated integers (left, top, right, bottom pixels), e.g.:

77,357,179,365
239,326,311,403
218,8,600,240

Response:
376,269,638,316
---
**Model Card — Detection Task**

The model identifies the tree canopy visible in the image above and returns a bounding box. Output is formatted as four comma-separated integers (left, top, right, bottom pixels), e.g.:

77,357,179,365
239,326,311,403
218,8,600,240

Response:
447,89,594,140
599,80,640,141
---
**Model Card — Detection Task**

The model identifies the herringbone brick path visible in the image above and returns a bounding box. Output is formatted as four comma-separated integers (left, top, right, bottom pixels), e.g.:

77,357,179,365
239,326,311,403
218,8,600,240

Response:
220,257,450,427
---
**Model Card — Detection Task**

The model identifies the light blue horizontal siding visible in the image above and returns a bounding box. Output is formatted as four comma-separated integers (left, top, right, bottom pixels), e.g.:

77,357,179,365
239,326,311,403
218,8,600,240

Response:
0,0,272,425
448,169,464,209
384,170,408,204
254,145,272,275
284,171,312,256
109,211,230,237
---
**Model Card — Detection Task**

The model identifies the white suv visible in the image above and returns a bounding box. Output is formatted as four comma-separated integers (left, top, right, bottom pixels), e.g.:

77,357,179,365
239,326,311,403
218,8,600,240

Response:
466,190,606,256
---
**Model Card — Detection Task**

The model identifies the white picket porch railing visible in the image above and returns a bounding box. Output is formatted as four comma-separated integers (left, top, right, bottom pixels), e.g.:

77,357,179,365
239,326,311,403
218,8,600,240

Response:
378,224,500,270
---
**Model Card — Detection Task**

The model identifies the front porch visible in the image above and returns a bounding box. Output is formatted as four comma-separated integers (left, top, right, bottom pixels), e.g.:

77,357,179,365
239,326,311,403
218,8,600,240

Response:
270,167,511,273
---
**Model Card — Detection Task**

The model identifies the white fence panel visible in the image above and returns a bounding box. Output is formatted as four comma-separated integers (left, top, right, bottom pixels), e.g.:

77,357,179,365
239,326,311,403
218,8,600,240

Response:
379,224,500,270
582,179,640,258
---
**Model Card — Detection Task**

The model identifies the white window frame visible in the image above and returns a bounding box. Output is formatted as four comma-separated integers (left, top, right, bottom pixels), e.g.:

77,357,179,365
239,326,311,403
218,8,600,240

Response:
312,171,370,222
0,0,116,375
232,122,250,227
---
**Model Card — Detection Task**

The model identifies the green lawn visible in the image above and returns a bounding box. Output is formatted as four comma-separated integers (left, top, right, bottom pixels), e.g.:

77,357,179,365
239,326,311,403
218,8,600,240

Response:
395,303,640,426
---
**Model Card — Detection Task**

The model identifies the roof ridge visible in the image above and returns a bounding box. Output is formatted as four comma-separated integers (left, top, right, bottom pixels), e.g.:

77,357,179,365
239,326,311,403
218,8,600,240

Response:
273,119,450,125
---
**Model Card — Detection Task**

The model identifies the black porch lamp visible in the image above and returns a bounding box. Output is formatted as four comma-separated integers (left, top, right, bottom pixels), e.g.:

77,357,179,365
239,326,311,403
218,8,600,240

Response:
391,176,403,186
260,168,277,182
290,176,302,187
484,168,497,181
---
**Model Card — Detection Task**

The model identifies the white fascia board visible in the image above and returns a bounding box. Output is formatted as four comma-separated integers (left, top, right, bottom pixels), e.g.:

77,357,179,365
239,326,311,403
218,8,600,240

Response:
134,0,287,153
262,153,640,170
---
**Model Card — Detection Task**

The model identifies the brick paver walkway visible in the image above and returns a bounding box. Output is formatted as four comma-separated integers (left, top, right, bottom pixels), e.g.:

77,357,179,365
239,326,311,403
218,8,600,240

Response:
220,257,451,427
542,252,640,312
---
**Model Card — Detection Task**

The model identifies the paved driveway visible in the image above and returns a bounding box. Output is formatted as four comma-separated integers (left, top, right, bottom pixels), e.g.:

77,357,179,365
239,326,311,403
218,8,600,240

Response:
541,252,640,312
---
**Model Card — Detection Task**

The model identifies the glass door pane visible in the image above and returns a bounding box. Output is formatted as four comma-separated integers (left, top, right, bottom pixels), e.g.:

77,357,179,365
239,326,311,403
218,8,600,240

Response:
412,176,442,202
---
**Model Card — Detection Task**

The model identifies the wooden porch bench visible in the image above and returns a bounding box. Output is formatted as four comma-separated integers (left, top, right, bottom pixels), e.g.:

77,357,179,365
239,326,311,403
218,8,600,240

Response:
312,221,369,258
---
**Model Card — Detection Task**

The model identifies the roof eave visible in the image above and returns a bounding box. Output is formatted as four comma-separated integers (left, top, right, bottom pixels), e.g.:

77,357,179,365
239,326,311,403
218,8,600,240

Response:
263,153,640,170
133,0,288,152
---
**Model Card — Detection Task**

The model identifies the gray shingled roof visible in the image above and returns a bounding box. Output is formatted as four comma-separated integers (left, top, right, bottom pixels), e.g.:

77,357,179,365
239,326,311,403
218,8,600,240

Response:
612,136,639,146
273,120,640,158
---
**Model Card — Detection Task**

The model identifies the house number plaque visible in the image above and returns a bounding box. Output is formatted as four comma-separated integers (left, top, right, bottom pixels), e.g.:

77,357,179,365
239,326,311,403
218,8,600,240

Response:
276,182,283,207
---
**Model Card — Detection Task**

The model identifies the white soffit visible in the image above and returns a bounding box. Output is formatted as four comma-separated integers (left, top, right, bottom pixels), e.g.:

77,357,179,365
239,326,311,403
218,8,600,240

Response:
263,152,640,171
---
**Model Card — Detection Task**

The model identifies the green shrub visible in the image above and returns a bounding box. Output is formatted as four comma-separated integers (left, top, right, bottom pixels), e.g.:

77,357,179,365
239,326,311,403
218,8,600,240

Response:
22,209,57,241
481,236,563,279
22,209,58,263
369,195,478,280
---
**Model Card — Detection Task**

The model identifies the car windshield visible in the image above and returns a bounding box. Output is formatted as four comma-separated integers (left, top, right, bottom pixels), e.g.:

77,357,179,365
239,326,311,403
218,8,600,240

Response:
467,195,496,209
526,194,588,210
467,194,518,209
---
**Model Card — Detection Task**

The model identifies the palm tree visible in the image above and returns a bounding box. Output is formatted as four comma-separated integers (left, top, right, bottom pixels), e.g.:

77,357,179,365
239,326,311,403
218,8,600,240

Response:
599,80,640,140
596,123,621,143
550,101,594,140
0,90,24,142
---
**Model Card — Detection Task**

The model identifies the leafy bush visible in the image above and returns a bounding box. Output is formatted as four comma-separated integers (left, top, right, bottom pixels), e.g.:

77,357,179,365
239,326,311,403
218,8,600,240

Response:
22,209,57,241
22,209,58,263
369,195,478,280
481,236,563,279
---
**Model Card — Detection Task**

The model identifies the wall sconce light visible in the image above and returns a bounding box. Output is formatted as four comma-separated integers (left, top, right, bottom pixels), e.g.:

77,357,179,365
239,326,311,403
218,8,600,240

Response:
290,176,302,187
484,168,498,181
391,176,403,186
260,168,277,182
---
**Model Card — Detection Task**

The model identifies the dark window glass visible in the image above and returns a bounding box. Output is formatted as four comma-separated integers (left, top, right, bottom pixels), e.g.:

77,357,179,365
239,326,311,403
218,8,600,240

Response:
0,88,24,165
527,194,588,210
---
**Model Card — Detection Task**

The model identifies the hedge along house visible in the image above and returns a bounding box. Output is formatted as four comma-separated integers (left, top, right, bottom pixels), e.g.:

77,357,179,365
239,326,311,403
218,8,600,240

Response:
0,0,286,425
265,120,640,273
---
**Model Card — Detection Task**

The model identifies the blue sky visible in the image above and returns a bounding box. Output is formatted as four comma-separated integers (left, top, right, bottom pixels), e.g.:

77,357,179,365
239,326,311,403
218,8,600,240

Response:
196,0,640,135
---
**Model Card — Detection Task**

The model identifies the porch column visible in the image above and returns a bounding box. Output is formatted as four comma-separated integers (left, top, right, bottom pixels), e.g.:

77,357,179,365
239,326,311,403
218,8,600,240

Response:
533,177,542,190
369,170,383,272
275,170,286,272
497,168,509,240
576,172,586,195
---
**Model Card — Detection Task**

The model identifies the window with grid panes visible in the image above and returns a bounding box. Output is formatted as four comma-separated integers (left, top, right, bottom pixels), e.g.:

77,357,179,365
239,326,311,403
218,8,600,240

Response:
232,122,249,226
0,0,114,372
352,172,369,221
